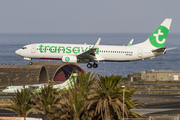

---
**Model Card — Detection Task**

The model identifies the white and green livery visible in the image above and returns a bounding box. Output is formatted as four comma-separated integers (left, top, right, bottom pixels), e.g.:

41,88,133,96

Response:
53,73,77,90
15,19,172,68
31,73,78,93
2,85,29,94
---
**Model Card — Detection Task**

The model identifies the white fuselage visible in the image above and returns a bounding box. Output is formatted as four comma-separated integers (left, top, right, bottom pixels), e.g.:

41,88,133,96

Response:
15,43,162,62
14,19,172,68
2,86,29,94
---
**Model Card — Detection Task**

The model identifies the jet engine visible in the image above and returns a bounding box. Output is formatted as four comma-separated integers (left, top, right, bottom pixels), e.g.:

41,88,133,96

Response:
62,55,77,63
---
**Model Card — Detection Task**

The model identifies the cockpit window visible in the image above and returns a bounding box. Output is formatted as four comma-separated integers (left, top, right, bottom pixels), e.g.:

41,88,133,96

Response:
22,47,27,49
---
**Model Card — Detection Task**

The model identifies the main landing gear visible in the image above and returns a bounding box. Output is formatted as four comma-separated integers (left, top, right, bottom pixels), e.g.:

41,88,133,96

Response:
87,62,98,68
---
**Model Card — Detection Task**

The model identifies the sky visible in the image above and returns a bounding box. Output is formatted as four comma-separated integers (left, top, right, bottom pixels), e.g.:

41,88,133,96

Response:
0,0,179,33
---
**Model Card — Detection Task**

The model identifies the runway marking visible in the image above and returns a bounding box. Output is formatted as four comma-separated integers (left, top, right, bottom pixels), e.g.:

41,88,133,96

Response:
147,102,180,108
155,114,168,118
174,96,180,97
144,100,180,105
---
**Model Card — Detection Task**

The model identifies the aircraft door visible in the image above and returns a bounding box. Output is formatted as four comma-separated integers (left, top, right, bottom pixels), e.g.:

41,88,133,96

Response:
31,45,36,53
138,49,143,57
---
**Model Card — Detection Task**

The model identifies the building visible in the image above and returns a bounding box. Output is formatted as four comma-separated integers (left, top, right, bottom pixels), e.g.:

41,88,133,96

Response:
127,69,180,81
0,62,84,85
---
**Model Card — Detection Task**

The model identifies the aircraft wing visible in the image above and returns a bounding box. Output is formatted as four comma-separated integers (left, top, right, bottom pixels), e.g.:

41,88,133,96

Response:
77,38,101,61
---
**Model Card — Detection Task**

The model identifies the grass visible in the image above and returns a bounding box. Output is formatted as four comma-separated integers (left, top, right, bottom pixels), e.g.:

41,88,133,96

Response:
124,81,180,94
0,99,11,107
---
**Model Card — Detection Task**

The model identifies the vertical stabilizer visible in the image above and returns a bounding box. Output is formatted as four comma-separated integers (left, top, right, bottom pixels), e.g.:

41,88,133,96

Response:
132,18,172,49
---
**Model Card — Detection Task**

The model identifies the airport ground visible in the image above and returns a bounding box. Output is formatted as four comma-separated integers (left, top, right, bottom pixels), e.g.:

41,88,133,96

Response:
122,80,180,94
0,81,180,119
0,94,180,119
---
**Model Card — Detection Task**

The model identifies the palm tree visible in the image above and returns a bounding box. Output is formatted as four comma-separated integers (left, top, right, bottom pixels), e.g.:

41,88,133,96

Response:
4,88,33,118
85,75,145,120
124,89,145,118
29,84,60,120
56,71,98,120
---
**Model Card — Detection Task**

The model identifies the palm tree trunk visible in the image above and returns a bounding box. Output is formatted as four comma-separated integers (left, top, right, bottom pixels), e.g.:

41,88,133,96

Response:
73,115,80,120
73,117,80,120
105,107,111,120
45,113,53,120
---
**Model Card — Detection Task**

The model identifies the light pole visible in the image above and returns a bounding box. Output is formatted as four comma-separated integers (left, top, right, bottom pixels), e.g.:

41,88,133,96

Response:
122,85,125,120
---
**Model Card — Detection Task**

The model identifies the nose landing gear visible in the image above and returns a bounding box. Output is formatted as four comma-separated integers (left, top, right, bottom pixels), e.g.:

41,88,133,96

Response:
87,62,98,68
29,59,33,65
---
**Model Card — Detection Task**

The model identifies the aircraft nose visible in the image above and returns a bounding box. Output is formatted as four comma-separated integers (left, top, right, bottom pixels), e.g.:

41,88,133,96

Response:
15,49,21,55
2,90,6,93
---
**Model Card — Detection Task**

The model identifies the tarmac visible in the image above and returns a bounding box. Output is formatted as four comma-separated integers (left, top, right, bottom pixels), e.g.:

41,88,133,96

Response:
132,94,180,119
0,94,180,119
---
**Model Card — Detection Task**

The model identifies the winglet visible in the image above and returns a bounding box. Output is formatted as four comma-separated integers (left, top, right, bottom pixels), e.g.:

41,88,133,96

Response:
92,38,101,49
127,39,134,46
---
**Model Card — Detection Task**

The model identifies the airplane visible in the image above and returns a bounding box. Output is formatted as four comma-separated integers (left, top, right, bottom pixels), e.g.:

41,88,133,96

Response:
2,73,78,94
30,73,78,93
2,85,29,95
15,18,172,68
2,84,46,94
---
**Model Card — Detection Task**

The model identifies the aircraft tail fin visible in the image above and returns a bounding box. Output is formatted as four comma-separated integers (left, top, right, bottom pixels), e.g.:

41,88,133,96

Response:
132,18,172,49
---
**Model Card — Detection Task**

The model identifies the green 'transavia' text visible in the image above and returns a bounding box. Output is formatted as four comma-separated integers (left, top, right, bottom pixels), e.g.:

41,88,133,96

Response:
39,45,99,54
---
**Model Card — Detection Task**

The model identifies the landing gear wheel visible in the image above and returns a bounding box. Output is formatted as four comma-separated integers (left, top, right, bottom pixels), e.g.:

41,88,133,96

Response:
93,63,98,68
87,63,92,68
29,62,33,65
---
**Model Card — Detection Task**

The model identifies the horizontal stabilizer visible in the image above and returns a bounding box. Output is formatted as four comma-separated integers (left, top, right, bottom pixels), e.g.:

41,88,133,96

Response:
166,47,177,51
152,47,166,52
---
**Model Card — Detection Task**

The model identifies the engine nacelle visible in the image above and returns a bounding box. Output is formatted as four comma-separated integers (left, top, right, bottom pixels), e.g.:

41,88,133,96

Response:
62,55,77,63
